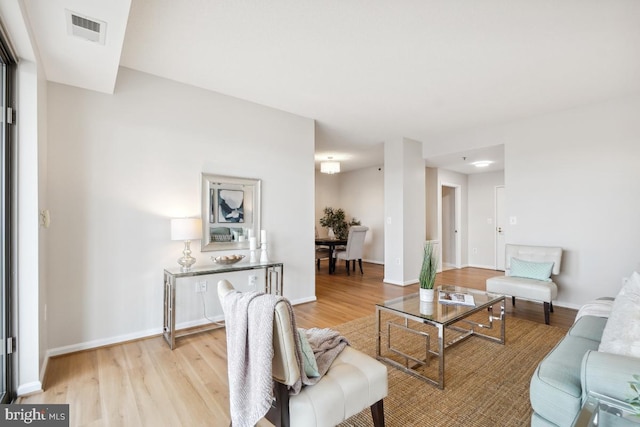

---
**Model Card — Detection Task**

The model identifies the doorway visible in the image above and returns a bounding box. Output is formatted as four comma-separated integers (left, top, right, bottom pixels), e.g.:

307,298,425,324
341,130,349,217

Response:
440,183,461,271
495,185,506,271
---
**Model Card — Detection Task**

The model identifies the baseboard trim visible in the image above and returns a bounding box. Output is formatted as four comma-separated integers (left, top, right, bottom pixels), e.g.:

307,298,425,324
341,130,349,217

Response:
17,381,43,397
383,277,418,286
47,326,165,358
44,295,316,358
291,296,317,305
467,264,501,271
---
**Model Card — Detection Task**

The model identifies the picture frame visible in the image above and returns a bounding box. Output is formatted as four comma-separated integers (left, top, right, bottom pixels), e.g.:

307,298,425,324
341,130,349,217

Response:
201,173,261,252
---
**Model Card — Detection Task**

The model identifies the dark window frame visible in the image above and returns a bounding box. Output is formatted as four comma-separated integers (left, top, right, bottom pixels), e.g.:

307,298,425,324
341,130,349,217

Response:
0,20,17,404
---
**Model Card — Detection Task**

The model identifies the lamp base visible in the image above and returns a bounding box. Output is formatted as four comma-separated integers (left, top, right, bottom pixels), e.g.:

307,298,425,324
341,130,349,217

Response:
177,240,196,271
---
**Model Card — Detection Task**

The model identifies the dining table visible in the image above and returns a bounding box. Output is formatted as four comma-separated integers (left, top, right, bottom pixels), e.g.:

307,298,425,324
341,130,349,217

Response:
315,238,348,274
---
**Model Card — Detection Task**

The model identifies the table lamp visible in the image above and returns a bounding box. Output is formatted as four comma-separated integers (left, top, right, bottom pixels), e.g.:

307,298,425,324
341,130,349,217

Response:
171,218,202,271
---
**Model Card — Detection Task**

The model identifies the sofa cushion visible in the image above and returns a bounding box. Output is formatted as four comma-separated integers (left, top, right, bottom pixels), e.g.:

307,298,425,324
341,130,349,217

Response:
509,258,554,281
568,315,608,342
530,334,600,427
599,271,640,357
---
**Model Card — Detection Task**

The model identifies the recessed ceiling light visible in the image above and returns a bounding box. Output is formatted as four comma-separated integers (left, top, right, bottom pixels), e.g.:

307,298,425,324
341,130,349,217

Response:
471,160,493,168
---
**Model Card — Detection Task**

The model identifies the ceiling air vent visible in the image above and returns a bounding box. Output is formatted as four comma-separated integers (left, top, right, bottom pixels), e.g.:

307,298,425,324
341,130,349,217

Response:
66,10,107,45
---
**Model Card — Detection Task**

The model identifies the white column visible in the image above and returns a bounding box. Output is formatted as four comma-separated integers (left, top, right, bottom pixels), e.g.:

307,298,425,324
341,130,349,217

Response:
383,138,426,285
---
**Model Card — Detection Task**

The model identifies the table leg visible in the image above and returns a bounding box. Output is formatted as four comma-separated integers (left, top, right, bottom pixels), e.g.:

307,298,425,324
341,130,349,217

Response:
329,245,335,274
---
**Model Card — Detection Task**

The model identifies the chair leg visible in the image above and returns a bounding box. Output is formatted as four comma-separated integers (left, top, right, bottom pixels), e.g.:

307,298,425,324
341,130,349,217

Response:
370,399,385,427
550,301,554,312
266,381,290,427
346,260,350,276
316,258,320,270
359,259,364,274
543,302,551,325
512,296,516,306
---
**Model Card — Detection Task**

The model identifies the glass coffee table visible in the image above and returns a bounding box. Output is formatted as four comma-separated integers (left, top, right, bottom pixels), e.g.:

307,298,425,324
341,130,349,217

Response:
375,285,505,389
573,392,640,426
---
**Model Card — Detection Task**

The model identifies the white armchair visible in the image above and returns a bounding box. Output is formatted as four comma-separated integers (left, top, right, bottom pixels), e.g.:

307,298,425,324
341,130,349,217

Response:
217,279,387,427
486,244,562,324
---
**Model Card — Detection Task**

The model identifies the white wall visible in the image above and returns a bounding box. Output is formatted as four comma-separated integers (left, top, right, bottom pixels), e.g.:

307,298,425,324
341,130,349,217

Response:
45,67,316,352
467,171,504,269
315,166,385,264
431,95,640,307
504,97,640,306
425,167,438,240
314,171,340,238
335,166,384,263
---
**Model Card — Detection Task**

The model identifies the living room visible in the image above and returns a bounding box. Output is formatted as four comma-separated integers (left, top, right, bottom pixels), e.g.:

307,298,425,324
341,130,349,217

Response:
2,0,640,424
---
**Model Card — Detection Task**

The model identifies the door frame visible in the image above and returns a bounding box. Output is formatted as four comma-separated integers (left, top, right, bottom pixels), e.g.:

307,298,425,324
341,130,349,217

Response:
494,185,506,271
439,182,461,270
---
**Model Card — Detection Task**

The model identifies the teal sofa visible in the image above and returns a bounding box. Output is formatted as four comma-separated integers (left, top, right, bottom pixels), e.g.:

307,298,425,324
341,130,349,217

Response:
530,298,640,426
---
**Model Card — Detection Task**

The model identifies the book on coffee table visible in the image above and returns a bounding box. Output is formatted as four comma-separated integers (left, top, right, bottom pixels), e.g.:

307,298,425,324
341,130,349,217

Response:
438,291,476,306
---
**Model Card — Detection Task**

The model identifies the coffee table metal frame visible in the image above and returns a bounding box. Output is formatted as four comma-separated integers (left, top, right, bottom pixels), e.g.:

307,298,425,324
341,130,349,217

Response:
375,285,505,389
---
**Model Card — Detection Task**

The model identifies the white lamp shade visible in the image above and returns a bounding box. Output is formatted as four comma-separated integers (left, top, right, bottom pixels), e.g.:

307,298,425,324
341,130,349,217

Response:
171,218,202,241
321,161,340,174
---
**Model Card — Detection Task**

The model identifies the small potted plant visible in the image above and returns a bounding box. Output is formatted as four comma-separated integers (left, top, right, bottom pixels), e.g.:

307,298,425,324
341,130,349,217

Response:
319,207,360,240
419,240,439,302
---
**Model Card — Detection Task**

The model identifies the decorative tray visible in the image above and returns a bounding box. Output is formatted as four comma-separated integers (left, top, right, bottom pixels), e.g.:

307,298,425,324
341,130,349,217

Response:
211,254,245,265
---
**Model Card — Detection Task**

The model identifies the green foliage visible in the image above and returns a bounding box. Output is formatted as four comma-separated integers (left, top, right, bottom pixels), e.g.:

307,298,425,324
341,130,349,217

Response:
627,374,640,415
319,207,360,240
419,241,438,289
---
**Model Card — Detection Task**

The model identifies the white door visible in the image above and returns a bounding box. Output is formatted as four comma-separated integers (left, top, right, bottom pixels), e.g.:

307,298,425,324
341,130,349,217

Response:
495,186,506,270
440,184,461,270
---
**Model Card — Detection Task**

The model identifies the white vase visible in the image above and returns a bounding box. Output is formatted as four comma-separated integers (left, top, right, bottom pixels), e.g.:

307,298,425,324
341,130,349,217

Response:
327,228,335,239
419,288,435,302
419,301,434,316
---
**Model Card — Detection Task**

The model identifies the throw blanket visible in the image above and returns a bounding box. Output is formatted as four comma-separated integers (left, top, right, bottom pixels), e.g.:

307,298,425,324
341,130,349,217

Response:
221,289,285,427
297,328,349,389
221,289,350,425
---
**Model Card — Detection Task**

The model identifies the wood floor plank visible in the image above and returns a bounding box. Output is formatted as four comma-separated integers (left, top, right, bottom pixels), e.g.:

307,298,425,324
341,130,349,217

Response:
65,350,101,426
96,345,143,427
121,340,182,427
19,265,576,426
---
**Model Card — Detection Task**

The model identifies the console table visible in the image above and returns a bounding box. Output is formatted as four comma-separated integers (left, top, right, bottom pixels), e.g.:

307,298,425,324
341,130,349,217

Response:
163,261,284,349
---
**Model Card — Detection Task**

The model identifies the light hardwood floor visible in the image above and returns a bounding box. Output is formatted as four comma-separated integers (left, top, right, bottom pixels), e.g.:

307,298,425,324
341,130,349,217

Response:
19,264,576,426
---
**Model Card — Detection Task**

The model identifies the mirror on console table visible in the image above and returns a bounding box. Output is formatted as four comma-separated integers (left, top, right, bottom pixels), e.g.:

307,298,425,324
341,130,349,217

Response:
201,173,261,252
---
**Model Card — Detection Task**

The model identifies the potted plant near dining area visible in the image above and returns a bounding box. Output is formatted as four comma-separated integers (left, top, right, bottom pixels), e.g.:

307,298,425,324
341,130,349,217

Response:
419,240,439,302
319,207,360,240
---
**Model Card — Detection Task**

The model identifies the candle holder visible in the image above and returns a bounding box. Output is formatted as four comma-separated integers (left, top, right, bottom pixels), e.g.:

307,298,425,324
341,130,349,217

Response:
260,243,269,263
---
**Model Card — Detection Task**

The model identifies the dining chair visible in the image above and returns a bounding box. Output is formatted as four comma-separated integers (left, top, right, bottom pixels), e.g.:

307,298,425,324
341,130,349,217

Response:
316,247,331,270
333,226,369,275
217,279,387,427
315,226,331,270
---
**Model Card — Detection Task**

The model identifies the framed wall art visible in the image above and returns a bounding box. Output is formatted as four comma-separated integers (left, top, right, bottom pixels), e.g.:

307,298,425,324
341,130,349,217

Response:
201,173,262,252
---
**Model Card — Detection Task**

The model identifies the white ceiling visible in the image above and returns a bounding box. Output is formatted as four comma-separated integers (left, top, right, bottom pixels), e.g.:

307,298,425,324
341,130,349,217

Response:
17,0,640,173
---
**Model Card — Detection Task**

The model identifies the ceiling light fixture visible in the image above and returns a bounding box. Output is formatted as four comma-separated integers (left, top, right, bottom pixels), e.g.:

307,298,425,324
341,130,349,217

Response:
471,160,493,168
320,157,340,174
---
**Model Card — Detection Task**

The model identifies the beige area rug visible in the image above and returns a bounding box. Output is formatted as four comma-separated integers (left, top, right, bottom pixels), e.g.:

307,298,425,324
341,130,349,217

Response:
334,312,567,427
